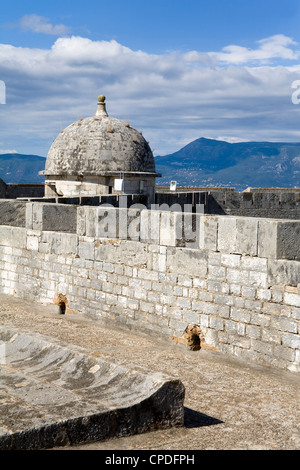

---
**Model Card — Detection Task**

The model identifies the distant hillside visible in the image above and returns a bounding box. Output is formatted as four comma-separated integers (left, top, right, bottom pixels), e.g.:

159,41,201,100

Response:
0,154,45,184
2,138,300,190
155,138,300,191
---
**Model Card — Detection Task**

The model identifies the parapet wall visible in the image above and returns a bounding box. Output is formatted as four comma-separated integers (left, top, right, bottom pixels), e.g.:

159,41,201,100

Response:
0,202,299,373
0,183,44,199
155,188,300,219
24,202,300,261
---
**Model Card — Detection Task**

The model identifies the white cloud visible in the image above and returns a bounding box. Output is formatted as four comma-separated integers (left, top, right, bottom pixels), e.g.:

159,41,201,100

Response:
20,14,70,36
216,137,251,144
0,149,17,154
186,34,300,66
218,34,300,64
0,34,299,157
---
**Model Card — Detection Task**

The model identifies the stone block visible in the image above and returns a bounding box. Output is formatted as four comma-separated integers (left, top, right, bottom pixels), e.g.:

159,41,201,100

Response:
236,217,258,255
41,232,78,256
217,216,237,253
248,271,268,288
203,329,219,348
30,203,43,230
258,219,278,258
277,221,300,261
230,307,251,323
182,310,200,324
0,328,185,450
117,208,140,240
27,203,77,233
182,212,201,248
226,268,249,285
43,204,77,233
166,246,208,278
273,344,295,362
268,259,300,287
251,339,273,356
95,240,148,269
27,234,39,251
78,238,95,260
245,324,261,340
284,292,300,308
241,257,267,272
126,208,142,241
207,265,226,281
25,202,34,229
208,251,221,266
77,206,98,237
140,210,160,244
96,207,118,239
258,219,300,260
221,253,241,268
96,207,141,240
76,207,86,236
198,215,218,251
0,226,27,249
0,200,26,227
281,332,300,349
159,211,177,246
209,316,224,330
157,253,167,272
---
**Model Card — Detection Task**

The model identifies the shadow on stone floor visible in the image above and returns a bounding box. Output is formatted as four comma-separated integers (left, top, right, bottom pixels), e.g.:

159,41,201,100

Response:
184,407,224,428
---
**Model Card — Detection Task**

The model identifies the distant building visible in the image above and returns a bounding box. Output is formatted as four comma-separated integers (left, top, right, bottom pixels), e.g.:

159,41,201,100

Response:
40,95,161,204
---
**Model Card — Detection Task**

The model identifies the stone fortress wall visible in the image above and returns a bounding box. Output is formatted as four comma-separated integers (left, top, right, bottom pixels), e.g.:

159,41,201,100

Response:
0,196,299,373
156,187,300,219
4,185,300,218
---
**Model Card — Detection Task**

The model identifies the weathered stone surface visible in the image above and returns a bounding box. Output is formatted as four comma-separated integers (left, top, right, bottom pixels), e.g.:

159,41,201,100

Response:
217,216,237,253
258,219,300,261
0,294,299,451
96,207,141,240
1,209,300,373
258,219,276,259
277,221,300,261
40,231,78,255
39,97,160,201
0,225,27,248
0,327,185,450
0,200,26,227
267,259,300,287
166,246,208,277
140,209,160,243
198,215,218,251
26,202,77,233
43,110,156,177
236,217,258,256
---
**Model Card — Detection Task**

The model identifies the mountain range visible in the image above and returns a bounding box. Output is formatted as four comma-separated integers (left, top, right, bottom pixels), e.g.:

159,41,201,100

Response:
155,138,300,190
0,153,45,184
1,137,300,190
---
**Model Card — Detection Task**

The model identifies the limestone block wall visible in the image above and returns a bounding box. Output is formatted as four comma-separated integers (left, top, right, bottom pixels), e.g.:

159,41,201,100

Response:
0,204,299,372
155,188,300,219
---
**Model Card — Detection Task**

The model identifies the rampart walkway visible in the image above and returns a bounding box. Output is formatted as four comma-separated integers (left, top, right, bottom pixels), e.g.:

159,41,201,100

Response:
0,294,299,450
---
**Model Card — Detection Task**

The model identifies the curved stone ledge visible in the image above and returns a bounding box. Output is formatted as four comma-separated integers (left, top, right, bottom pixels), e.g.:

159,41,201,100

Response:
0,327,185,450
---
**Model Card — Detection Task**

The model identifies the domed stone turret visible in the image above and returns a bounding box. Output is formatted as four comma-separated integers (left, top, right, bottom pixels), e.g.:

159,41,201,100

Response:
41,96,160,201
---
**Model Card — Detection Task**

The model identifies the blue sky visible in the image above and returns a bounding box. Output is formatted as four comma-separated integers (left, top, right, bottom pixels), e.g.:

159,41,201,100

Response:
1,0,300,157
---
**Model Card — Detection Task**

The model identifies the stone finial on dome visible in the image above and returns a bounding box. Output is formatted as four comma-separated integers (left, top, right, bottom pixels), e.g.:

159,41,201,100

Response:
95,94,108,117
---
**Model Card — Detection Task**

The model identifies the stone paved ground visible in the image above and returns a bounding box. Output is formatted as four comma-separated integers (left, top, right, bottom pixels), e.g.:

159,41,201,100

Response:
0,293,299,451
